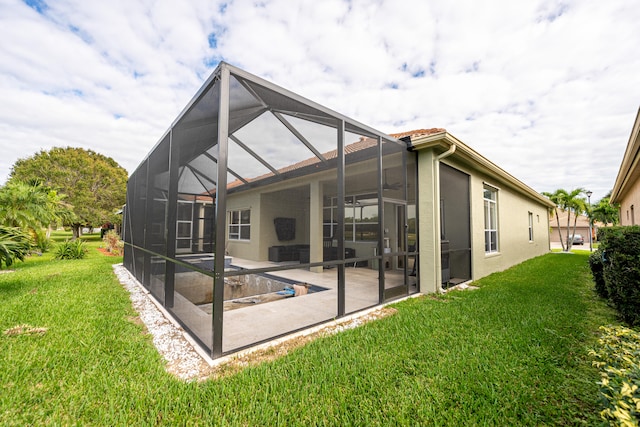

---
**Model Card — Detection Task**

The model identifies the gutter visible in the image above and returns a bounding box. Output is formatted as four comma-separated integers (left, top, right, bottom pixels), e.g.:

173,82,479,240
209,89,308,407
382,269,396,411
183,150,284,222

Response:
434,143,456,292
411,131,554,209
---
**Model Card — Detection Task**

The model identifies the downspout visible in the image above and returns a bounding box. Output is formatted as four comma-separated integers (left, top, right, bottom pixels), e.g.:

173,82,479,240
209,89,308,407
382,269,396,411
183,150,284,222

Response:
434,143,456,292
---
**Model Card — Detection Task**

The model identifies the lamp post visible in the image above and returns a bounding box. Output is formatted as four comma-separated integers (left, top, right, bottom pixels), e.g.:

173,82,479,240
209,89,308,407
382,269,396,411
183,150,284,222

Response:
586,190,593,252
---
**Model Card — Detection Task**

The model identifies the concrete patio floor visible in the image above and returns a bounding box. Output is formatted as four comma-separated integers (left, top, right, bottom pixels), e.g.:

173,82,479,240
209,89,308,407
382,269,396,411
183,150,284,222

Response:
164,256,415,353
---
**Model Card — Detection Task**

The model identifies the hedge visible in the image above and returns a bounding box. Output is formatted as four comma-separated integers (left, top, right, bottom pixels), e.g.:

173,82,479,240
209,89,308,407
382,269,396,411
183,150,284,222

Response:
591,226,640,326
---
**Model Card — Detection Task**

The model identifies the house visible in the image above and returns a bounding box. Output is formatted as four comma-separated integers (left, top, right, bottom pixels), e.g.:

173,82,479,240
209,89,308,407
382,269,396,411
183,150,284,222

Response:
549,211,598,245
611,107,640,225
122,62,553,360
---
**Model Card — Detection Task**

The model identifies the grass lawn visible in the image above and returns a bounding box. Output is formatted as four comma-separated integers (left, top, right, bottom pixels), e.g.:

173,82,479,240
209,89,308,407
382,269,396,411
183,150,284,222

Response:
0,234,619,425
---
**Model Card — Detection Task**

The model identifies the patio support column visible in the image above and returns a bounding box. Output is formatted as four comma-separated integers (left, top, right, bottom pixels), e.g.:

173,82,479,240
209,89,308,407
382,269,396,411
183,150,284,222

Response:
165,129,179,307
337,119,345,316
143,160,152,289
309,181,323,273
377,136,385,303
417,149,438,293
212,66,230,359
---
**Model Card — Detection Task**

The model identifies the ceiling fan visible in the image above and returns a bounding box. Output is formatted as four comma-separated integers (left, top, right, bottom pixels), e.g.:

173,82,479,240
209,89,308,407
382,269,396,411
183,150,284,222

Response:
383,169,402,190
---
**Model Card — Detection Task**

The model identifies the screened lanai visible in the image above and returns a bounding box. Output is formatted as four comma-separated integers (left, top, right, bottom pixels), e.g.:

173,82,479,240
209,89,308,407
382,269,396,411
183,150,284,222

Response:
123,62,418,358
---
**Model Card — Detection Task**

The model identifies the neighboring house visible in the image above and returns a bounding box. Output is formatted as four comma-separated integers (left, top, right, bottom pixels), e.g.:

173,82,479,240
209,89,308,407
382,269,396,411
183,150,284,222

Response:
549,211,598,244
611,107,640,225
122,62,553,360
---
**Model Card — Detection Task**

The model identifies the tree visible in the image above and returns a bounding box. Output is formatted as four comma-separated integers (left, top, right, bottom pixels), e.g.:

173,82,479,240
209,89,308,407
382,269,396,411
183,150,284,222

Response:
543,188,569,252
0,226,31,269
9,147,128,238
591,191,619,226
0,180,68,231
543,187,585,252
564,189,586,251
0,179,73,252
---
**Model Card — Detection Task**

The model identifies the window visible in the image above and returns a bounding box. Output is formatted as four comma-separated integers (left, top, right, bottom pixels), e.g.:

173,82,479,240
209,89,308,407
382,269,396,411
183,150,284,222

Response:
483,185,498,253
228,209,250,241
324,194,379,242
528,212,534,242
176,200,194,251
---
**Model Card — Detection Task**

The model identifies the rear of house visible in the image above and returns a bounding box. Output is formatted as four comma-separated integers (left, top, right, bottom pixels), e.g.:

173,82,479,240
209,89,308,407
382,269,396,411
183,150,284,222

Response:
406,130,552,292
122,62,552,360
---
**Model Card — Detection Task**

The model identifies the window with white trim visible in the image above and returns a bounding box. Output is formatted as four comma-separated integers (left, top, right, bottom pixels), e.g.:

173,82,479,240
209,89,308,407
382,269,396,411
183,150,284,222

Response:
528,211,534,242
483,185,498,253
176,200,194,251
323,194,379,242
228,209,250,241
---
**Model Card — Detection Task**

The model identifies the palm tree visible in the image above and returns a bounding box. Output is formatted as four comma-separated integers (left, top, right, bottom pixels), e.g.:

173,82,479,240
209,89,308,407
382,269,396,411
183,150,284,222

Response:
0,180,72,241
0,226,31,269
591,192,619,226
0,180,51,228
565,190,586,251
543,188,585,252
543,188,569,251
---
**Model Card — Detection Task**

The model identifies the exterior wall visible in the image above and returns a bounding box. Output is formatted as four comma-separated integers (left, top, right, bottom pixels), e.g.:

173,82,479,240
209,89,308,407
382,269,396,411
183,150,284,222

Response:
618,177,640,225
415,147,551,293
225,185,313,262
465,163,550,280
225,190,261,261
260,190,309,256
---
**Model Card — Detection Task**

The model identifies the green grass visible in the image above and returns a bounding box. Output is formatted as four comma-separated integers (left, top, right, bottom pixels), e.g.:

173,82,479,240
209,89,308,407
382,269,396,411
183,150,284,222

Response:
0,237,621,425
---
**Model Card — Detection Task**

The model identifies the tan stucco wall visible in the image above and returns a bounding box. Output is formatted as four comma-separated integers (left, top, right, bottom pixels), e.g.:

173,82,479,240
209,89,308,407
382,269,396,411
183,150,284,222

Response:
225,166,334,263
618,177,640,226
225,184,316,262
415,149,550,293
466,165,550,280
225,191,262,261
260,190,310,252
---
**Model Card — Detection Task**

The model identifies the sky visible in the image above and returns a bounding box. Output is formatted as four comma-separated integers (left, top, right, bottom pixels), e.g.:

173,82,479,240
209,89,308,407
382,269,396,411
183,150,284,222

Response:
1,0,639,202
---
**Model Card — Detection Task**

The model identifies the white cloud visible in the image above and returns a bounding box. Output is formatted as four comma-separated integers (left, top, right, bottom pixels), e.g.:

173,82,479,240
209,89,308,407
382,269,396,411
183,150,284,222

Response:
0,0,638,202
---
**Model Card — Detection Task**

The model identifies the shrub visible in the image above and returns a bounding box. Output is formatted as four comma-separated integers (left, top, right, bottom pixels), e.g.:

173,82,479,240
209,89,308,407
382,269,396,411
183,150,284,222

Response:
601,226,640,326
32,228,51,253
102,230,123,256
589,325,640,426
589,249,607,299
0,226,31,269
54,239,87,260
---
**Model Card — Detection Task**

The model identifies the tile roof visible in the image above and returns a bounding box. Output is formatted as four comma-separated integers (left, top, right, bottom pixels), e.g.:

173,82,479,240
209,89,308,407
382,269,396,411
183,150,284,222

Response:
226,136,378,190
224,128,444,192
389,128,446,139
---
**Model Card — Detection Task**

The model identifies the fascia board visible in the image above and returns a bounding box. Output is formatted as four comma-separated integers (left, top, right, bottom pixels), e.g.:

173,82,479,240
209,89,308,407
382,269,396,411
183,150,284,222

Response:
411,132,555,209
611,107,640,203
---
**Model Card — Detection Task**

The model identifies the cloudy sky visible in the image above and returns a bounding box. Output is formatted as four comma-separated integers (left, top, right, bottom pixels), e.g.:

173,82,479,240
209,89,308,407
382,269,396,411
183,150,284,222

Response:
1,0,638,201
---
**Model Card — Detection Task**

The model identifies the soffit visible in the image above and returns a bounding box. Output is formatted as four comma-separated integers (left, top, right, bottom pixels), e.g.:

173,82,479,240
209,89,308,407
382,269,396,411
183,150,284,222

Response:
409,130,555,208
611,107,640,203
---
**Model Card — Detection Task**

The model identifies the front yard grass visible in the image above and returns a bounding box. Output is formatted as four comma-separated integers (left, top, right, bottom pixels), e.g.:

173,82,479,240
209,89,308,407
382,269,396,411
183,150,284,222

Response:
0,239,622,425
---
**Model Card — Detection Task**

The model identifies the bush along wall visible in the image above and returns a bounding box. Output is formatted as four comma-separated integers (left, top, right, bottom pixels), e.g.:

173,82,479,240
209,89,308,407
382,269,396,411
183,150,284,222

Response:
591,226,640,326
589,249,607,299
